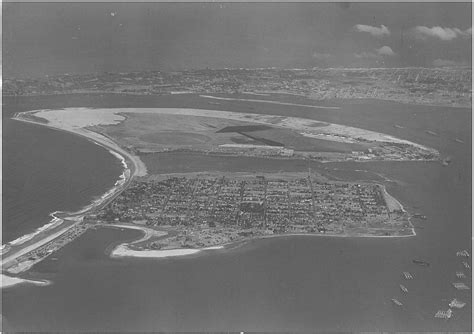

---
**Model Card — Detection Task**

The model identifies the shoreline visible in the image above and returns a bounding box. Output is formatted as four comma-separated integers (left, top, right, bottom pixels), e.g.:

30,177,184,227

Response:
2,112,146,274
105,215,415,261
109,231,415,260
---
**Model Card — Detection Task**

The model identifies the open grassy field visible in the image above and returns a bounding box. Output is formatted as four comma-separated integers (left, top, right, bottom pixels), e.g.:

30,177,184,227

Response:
99,110,369,154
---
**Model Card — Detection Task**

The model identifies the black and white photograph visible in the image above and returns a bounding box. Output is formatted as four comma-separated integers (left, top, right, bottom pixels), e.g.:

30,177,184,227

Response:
1,1,472,332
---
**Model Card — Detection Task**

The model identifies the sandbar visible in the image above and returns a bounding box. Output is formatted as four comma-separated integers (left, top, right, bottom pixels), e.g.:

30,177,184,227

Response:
110,244,224,259
1,274,50,289
199,94,341,109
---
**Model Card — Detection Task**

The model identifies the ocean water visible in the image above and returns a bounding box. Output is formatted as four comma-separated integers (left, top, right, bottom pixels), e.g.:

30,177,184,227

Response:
2,96,124,243
1,95,471,331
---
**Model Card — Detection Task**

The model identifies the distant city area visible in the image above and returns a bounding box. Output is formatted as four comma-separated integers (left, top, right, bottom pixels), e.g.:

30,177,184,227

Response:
3,67,472,107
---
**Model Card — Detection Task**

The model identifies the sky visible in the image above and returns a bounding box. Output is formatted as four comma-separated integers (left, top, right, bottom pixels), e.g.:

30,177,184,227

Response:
3,2,472,78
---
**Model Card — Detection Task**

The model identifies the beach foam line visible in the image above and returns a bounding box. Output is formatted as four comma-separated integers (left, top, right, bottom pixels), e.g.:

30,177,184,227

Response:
7,216,64,246
199,95,341,109
1,274,50,289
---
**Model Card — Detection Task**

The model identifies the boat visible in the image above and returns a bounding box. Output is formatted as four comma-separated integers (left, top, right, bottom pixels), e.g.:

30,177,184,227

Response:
454,138,464,143
412,214,427,220
456,250,470,257
399,284,408,293
449,299,466,309
456,271,466,279
442,157,452,166
413,259,430,267
403,272,413,279
391,298,403,306
434,309,453,319
452,282,470,290
462,261,470,269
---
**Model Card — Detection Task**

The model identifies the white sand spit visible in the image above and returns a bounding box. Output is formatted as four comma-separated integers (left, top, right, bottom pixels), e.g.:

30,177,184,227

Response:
1,274,50,289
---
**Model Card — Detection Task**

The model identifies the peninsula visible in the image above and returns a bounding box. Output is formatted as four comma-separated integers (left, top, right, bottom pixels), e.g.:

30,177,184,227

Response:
2,104,435,275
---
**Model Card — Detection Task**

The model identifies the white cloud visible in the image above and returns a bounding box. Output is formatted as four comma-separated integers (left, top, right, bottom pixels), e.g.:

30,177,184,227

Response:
376,46,395,56
354,24,390,37
432,59,468,67
413,26,472,41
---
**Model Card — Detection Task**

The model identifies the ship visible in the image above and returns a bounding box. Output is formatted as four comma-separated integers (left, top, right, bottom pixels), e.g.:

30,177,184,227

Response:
403,272,413,280
462,261,470,269
413,259,430,267
412,214,427,220
449,299,466,309
391,298,403,306
399,284,408,293
456,250,470,257
442,157,452,166
434,308,453,319
456,271,466,279
454,138,464,144
452,282,470,290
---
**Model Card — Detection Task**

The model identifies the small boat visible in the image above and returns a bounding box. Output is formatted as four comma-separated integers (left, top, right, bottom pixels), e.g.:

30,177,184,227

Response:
442,157,452,166
434,308,453,319
452,282,470,290
403,272,413,279
449,299,466,309
393,124,404,129
400,284,408,293
462,261,470,269
413,259,430,267
425,130,438,136
391,298,403,306
456,250,470,257
412,214,427,220
454,138,464,144
456,271,466,279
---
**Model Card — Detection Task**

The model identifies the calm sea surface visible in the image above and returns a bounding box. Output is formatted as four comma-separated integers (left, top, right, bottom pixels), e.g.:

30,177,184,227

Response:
1,94,471,331
2,96,124,243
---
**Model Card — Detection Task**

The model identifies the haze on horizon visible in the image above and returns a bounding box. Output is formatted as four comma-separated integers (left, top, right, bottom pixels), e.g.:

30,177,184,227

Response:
3,2,472,78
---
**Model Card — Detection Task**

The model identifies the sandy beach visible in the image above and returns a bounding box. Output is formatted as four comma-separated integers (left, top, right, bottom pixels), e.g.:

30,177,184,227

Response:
110,244,224,259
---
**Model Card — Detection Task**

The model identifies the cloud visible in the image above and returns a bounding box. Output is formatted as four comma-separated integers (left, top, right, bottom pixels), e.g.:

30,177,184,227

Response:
413,26,472,41
354,24,390,37
376,46,395,56
432,59,468,67
312,52,331,60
